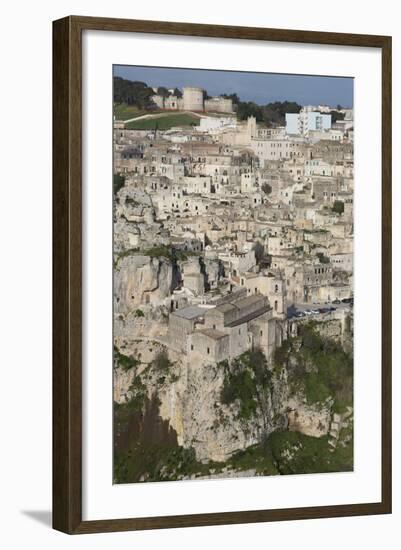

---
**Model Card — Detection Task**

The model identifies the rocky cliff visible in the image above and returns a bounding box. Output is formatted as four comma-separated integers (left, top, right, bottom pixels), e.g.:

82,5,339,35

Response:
114,254,173,314
113,321,353,480
114,343,332,464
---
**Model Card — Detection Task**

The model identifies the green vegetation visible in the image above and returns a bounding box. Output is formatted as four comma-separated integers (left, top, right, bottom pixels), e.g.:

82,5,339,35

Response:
152,350,173,373
269,430,353,474
332,200,345,215
114,346,140,372
114,103,148,120
143,245,174,260
317,252,330,264
330,110,345,124
253,241,265,264
125,196,140,207
114,327,353,483
221,349,273,421
115,437,279,483
125,113,200,130
220,92,240,104
115,245,200,269
273,323,353,411
113,248,140,269
113,77,156,109
237,100,301,126
145,446,219,482
156,86,170,98
304,228,329,234
135,309,145,318
261,183,272,195
113,174,125,196
227,443,279,475
143,245,199,262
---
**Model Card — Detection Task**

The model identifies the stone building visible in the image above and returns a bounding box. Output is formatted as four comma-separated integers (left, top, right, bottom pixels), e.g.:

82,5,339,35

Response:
250,138,306,164
190,295,277,361
238,271,287,319
204,96,234,113
168,305,208,353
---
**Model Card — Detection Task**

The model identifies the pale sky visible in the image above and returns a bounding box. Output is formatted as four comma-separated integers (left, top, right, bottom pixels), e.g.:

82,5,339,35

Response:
114,65,353,108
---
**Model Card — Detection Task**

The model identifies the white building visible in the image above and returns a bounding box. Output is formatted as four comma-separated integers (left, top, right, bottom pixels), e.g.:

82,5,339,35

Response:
196,116,237,133
286,107,331,136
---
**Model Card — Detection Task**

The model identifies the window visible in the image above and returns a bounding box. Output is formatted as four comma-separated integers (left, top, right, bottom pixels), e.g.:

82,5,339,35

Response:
191,345,194,351
207,347,210,355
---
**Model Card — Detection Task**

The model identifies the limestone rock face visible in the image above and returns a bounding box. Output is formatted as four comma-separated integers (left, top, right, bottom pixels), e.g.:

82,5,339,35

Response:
156,359,287,463
113,366,133,403
116,188,155,223
203,258,221,288
287,396,332,438
114,218,141,252
114,306,169,342
114,255,173,314
157,361,258,462
113,339,335,465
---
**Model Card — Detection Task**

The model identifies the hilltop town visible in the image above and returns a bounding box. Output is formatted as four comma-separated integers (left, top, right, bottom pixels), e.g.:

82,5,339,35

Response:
113,80,354,483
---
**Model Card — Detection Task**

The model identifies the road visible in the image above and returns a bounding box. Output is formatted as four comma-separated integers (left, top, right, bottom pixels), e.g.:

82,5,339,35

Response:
287,301,353,320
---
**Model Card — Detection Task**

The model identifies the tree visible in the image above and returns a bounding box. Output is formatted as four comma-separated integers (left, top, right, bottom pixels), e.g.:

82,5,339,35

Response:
153,350,172,373
332,200,344,215
262,101,301,127
317,252,330,264
113,76,156,109
173,87,183,98
329,110,345,124
261,183,272,195
221,349,273,429
236,101,263,121
204,234,212,246
220,93,240,105
253,241,265,264
113,174,125,196
157,86,170,98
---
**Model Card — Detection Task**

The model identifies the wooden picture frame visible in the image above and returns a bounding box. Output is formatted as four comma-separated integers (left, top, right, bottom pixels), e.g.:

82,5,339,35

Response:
53,15,392,534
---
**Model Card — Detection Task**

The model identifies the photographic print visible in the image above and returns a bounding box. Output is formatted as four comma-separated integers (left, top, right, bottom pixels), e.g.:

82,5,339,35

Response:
112,65,354,484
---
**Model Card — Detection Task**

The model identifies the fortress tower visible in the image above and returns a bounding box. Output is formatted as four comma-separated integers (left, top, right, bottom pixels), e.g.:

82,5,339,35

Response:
183,87,204,111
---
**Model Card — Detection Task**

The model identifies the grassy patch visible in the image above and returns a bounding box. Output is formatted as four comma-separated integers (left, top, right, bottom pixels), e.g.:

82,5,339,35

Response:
269,430,353,474
125,113,200,130
227,443,279,475
114,103,149,120
142,245,174,260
